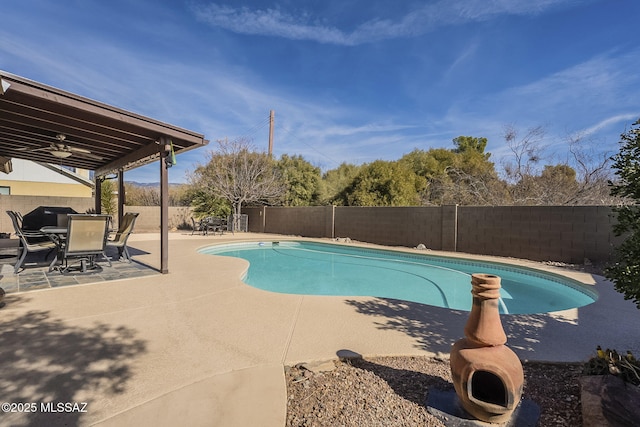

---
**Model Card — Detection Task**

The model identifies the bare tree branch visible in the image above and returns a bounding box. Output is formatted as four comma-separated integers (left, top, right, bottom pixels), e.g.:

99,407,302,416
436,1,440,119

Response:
501,124,546,185
189,138,285,226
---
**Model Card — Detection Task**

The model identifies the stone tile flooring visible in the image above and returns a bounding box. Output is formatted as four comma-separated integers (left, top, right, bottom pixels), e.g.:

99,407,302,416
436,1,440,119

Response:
0,249,158,294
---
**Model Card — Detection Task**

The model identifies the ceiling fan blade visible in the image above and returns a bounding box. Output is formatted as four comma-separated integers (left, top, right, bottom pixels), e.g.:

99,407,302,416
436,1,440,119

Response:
74,151,103,160
15,137,102,160
67,146,92,154
17,146,49,152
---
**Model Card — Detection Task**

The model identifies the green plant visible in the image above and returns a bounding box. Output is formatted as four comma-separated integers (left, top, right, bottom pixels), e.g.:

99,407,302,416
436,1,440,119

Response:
606,119,640,308
583,346,640,386
100,179,117,215
176,220,192,231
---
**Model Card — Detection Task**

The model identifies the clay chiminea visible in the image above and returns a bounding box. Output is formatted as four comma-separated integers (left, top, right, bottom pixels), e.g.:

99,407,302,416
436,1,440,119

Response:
450,273,524,424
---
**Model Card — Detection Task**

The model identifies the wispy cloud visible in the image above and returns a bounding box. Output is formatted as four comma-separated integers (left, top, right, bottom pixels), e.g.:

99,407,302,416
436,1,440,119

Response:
312,123,420,138
481,49,640,134
191,0,582,45
507,55,629,106
579,113,640,137
441,40,480,82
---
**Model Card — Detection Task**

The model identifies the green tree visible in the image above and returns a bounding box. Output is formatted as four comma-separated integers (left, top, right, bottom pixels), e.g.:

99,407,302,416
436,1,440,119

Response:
400,148,452,180
277,154,322,206
188,187,231,218
399,144,505,206
337,160,425,206
400,148,456,205
605,119,640,308
320,162,362,205
452,135,490,160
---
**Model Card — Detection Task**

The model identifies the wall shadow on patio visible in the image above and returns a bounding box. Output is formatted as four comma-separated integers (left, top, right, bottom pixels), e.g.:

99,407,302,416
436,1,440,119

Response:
0,301,147,426
343,290,626,362
115,246,150,257
344,298,468,355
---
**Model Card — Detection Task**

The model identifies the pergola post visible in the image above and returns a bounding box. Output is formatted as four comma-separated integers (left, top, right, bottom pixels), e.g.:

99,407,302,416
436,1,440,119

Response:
159,136,170,274
117,170,125,227
95,177,102,213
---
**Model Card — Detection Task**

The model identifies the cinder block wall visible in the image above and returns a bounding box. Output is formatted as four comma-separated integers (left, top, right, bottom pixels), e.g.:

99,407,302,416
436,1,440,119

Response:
243,207,264,233
5,196,620,263
263,206,333,238
334,206,444,248
457,206,621,263
242,205,623,263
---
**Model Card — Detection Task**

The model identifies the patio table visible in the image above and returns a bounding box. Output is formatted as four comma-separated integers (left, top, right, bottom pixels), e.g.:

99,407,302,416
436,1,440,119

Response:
40,226,67,271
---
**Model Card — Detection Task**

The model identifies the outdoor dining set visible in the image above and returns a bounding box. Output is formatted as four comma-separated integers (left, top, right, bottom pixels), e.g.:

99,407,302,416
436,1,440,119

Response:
6,207,138,275
190,216,231,236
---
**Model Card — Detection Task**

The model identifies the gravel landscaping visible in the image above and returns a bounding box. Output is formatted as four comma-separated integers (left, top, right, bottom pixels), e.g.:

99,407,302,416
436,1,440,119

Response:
286,356,583,426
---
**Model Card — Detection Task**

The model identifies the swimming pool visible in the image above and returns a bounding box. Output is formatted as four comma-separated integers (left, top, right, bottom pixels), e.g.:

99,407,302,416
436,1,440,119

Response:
199,241,598,314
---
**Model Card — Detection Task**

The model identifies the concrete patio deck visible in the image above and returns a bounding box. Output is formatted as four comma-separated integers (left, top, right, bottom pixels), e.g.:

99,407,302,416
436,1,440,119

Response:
1,232,639,426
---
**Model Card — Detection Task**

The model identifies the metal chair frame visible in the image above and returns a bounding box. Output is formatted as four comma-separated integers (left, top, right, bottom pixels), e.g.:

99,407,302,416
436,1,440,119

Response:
107,212,139,262
6,210,57,273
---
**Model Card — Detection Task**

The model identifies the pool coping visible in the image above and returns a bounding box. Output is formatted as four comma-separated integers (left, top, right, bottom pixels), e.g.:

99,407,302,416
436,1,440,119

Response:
198,238,599,313
198,236,598,282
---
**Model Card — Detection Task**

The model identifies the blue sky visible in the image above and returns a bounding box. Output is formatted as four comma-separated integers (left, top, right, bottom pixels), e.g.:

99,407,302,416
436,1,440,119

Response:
2,0,639,183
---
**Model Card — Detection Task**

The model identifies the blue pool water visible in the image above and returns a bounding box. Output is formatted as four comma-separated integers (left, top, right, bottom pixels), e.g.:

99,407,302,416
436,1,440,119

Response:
199,241,598,314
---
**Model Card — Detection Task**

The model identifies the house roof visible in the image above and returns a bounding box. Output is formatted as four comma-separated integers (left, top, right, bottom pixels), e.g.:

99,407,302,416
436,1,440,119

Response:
0,158,95,188
0,70,208,177
40,163,95,188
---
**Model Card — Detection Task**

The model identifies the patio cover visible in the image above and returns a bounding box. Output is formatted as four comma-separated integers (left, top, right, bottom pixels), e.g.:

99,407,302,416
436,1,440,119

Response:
0,70,209,273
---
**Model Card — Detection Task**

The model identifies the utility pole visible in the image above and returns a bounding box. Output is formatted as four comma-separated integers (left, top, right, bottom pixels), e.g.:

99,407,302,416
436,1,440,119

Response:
268,110,275,157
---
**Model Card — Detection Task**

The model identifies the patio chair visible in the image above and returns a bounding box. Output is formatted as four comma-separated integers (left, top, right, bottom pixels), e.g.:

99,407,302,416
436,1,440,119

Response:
107,212,139,262
61,214,112,274
191,217,206,235
197,216,220,235
14,211,24,229
6,210,57,273
207,217,225,235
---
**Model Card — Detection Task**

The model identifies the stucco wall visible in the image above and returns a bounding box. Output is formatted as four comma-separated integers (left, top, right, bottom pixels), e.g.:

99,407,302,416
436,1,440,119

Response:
0,195,94,233
123,206,193,232
0,196,192,234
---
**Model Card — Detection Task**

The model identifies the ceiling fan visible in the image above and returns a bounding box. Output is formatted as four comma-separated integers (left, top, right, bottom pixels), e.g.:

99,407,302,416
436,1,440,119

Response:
25,134,102,160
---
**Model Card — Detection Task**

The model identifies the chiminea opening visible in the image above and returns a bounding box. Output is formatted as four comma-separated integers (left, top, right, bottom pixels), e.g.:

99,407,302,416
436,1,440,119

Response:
470,370,507,407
